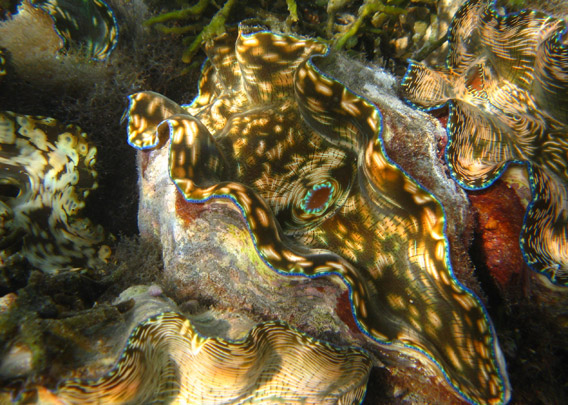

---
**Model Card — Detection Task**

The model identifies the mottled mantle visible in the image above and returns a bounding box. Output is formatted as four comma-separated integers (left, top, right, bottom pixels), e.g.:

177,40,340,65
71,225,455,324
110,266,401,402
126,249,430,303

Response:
0,111,113,271
127,25,510,404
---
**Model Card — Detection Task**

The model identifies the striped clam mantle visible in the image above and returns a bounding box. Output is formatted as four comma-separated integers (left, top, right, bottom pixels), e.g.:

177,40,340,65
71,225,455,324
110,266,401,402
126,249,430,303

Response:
125,24,511,404
37,312,371,404
402,0,568,286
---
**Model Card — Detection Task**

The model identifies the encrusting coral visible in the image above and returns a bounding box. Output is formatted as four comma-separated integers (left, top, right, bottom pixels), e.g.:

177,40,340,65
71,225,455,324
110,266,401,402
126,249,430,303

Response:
126,23,510,405
0,111,113,271
402,0,568,286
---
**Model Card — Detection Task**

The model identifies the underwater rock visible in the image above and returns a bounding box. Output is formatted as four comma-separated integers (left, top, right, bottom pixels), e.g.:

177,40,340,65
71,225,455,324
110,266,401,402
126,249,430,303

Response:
0,111,113,271
402,0,568,286
468,179,529,292
0,270,126,388
127,25,510,404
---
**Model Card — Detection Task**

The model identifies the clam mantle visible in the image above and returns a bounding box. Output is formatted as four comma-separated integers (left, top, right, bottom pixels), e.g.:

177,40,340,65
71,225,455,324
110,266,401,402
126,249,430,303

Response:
42,312,372,404
126,25,510,404
402,0,568,286
0,111,112,271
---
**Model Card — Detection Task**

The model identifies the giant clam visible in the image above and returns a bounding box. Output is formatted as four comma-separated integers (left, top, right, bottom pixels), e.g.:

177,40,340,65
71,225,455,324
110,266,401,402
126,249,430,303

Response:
0,0,118,61
33,0,118,60
38,311,371,404
0,111,112,271
401,0,568,286
0,0,118,89
126,24,510,404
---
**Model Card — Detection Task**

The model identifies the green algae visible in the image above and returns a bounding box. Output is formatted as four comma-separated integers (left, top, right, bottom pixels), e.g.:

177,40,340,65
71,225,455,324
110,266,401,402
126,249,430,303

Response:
181,0,237,64
144,0,236,66
331,0,407,51
286,0,298,23
144,0,304,66
144,0,210,26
